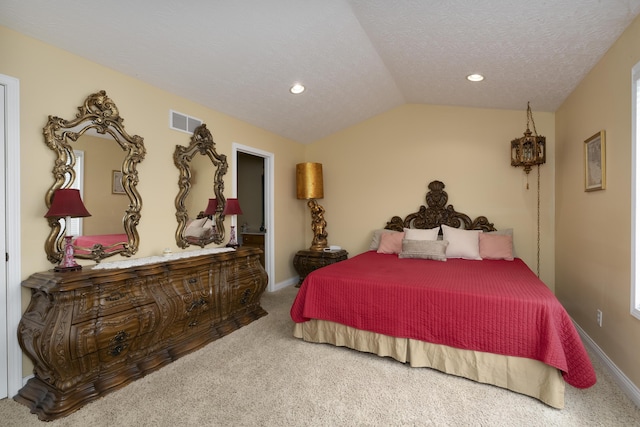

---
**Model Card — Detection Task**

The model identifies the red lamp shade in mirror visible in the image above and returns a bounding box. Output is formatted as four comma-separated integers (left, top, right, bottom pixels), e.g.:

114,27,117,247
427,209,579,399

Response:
203,198,218,216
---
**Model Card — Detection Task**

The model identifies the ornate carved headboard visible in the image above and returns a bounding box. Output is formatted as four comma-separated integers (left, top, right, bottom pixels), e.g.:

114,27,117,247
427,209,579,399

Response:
385,180,496,232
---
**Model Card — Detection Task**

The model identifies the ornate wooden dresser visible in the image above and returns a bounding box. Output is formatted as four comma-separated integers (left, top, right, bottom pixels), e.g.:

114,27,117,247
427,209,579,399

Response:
15,247,267,421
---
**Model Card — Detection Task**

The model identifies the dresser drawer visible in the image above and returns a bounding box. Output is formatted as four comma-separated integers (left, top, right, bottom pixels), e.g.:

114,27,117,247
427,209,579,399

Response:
73,279,155,323
241,234,265,267
162,271,211,297
242,233,264,245
70,303,160,360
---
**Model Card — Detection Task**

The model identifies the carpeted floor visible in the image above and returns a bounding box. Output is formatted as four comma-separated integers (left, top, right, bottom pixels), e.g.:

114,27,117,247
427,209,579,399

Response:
1,285,639,426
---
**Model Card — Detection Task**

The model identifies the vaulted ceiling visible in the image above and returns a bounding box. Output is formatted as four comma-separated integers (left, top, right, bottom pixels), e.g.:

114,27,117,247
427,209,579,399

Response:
2,1,640,143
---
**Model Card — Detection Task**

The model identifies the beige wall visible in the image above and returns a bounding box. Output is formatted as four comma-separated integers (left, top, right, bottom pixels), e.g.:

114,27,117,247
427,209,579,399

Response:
555,15,640,387
308,103,556,287
0,25,305,302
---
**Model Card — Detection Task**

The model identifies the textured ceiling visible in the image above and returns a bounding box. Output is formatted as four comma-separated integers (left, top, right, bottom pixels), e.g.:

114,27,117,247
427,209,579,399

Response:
2,1,640,143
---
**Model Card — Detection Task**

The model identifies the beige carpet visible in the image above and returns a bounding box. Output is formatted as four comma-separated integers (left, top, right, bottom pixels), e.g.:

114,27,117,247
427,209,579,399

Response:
1,285,639,426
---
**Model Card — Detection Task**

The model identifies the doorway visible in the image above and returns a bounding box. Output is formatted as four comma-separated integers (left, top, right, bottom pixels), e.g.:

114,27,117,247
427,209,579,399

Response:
232,143,274,292
1,73,22,399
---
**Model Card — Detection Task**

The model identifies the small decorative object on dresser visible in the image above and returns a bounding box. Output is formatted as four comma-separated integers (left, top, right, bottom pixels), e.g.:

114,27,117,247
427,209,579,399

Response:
15,247,267,421
293,248,348,287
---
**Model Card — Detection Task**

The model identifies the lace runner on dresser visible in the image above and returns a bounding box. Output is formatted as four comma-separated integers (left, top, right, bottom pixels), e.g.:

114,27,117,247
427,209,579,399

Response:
92,247,235,270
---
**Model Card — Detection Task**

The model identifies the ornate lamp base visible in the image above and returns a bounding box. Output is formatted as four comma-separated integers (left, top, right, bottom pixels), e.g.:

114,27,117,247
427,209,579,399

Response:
55,235,82,272
226,225,239,248
307,199,328,251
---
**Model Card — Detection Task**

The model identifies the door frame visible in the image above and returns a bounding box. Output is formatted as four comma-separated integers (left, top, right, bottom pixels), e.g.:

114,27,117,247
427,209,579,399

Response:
1,73,22,398
232,143,275,292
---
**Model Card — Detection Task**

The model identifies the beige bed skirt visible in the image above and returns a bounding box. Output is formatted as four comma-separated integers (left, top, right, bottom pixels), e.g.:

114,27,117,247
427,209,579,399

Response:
293,319,565,409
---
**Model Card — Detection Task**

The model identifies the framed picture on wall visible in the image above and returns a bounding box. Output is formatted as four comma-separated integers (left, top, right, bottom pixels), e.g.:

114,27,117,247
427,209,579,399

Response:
584,130,606,192
112,170,125,194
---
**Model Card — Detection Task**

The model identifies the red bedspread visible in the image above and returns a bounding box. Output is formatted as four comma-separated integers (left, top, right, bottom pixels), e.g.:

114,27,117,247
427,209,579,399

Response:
73,234,127,254
290,251,596,389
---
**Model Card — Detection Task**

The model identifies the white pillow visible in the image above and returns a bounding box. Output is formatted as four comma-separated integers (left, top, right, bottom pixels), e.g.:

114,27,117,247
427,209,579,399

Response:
441,224,482,260
403,227,440,241
185,217,209,238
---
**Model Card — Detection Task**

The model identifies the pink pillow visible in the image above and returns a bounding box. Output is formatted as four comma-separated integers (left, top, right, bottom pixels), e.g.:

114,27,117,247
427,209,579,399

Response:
377,231,405,254
479,233,514,261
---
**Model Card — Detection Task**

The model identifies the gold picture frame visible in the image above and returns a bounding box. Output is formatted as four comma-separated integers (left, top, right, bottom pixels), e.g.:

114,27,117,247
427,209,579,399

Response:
112,170,125,194
584,130,606,192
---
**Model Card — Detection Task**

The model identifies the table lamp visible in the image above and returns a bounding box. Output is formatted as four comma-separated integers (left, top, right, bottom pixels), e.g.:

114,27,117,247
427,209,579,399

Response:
223,198,243,247
296,162,328,251
44,188,91,272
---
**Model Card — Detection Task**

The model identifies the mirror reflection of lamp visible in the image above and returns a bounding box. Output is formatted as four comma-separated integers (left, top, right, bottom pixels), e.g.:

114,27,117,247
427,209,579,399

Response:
203,198,218,218
203,198,219,238
44,189,91,272
223,198,243,248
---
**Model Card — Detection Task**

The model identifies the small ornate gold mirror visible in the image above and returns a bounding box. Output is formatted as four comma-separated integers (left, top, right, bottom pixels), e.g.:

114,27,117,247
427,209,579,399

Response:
174,124,228,248
44,90,146,264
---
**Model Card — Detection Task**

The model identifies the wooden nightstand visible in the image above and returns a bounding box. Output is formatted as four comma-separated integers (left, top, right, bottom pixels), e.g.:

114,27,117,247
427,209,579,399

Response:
293,249,348,287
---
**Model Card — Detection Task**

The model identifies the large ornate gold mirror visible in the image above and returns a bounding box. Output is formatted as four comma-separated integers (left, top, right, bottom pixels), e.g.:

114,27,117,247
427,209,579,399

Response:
174,124,228,248
44,90,146,264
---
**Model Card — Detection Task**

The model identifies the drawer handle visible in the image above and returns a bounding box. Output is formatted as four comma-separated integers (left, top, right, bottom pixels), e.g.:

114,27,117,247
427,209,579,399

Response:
240,289,252,305
113,330,129,343
108,343,128,357
108,331,130,356
109,331,129,345
188,278,198,284
105,291,125,302
187,298,207,312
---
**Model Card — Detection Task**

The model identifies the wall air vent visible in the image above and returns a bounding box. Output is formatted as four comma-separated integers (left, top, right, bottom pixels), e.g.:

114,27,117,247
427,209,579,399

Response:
170,110,202,134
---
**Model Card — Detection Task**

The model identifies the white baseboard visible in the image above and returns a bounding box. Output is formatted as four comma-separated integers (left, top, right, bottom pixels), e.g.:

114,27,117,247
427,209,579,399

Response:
574,321,640,407
270,276,299,292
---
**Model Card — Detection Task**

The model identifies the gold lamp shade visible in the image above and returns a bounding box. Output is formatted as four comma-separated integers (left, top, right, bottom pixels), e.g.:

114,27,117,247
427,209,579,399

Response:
296,162,328,251
296,163,324,200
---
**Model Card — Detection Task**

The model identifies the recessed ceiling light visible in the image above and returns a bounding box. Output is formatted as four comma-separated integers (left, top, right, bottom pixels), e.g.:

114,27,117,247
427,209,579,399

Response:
467,74,484,82
290,83,305,94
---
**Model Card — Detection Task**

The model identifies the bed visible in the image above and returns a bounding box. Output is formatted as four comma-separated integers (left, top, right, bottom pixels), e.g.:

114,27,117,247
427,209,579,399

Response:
290,180,596,409
73,233,128,254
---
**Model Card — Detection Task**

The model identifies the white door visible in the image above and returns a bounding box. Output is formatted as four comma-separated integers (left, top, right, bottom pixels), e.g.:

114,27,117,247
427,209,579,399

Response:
0,80,7,400
233,143,275,291
1,73,22,399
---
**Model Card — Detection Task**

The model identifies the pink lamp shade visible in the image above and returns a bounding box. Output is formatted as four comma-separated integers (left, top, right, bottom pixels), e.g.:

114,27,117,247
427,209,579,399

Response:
203,198,218,216
223,198,243,216
45,189,91,218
